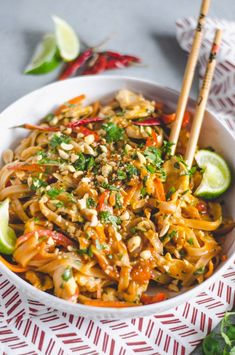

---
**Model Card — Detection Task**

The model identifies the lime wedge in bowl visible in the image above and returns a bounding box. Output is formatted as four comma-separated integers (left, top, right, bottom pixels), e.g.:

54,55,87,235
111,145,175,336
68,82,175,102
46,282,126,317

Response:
0,199,16,255
195,150,231,199
24,33,61,74
52,15,80,61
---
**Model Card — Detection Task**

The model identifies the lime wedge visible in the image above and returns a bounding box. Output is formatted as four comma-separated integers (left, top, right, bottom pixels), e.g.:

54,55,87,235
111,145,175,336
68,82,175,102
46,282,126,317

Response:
195,150,231,199
24,33,61,75
0,199,16,255
52,15,80,61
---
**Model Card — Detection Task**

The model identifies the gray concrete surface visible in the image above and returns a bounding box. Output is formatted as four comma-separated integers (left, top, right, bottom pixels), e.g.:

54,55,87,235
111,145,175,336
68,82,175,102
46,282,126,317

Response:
1,0,235,112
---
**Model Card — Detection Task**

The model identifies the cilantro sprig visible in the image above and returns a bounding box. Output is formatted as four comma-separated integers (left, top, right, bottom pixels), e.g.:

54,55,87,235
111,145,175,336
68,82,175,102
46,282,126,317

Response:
102,122,125,143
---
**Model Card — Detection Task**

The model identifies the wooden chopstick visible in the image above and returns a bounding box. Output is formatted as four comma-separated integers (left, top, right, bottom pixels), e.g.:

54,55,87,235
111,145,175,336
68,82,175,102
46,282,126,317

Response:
169,0,211,155
185,29,222,167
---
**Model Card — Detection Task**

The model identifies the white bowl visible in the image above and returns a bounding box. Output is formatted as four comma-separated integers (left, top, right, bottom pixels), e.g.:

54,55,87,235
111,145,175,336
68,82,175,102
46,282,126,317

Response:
0,75,234,319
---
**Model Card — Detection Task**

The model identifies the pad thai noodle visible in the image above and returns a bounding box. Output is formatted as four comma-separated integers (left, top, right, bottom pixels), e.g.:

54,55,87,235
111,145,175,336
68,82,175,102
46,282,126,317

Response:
0,90,233,307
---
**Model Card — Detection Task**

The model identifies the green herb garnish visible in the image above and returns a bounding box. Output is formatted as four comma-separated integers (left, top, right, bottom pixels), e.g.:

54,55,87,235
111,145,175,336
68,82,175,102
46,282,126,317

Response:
102,122,125,143
166,186,176,200
86,197,97,209
47,187,64,198
62,267,72,281
30,178,47,191
117,170,127,180
50,134,71,149
194,266,205,275
99,211,121,226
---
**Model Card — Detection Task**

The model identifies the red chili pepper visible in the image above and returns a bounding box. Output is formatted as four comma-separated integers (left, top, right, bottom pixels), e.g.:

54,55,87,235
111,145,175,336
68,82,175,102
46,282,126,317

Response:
13,124,59,132
105,51,141,63
16,230,74,249
105,57,129,70
105,51,123,59
82,53,107,75
133,118,161,126
59,49,93,80
67,116,104,128
122,54,141,63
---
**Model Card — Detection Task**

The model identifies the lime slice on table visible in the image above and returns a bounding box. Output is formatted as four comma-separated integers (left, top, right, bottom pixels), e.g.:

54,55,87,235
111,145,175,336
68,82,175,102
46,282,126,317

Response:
0,199,16,255
24,33,61,74
52,15,80,61
195,150,231,199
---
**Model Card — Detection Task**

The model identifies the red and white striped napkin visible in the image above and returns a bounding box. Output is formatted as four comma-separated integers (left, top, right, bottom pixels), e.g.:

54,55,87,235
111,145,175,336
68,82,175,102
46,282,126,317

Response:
0,18,235,355
176,17,235,131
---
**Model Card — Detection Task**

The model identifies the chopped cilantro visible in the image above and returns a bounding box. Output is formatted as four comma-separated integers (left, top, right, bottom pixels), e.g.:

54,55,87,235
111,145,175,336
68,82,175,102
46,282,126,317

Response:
99,211,121,226
140,187,148,198
194,267,205,275
47,187,64,198
73,153,96,171
126,164,138,179
146,164,156,173
115,193,122,208
130,227,137,234
62,267,72,281
188,238,194,245
162,140,174,156
37,151,60,165
87,156,95,170
117,170,127,180
101,182,119,191
30,178,47,191
102,122,125,143
50,134,71,149
166,186,176,200
73,153,86,171
169,230,177,239
55,201,64,208
86,197,97,209
144,147,163,168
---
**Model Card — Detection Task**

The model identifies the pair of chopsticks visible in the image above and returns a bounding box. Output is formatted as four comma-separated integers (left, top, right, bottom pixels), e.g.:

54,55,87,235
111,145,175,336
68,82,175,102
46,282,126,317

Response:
169,0,222,167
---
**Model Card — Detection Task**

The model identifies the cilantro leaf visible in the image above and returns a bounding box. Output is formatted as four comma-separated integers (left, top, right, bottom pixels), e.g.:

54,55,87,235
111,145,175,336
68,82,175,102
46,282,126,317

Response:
102,122,125,143
50,134,71,149
99,211,121,226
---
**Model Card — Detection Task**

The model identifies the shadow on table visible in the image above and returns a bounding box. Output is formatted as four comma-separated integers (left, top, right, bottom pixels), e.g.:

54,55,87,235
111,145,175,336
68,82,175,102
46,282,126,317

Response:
150,32,199,96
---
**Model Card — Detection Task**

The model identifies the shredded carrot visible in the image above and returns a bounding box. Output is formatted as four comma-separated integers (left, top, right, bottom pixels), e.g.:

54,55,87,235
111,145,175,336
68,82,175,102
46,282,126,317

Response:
54,95,85,115
154,178,166,201
123,185,138,207
182,111,191,128
146,130,158,147
0,255,27,273
141,292,166,305
97,190,109,211
8,164,45,172
161,113,176,125
83,300,138,308
95,225,106,243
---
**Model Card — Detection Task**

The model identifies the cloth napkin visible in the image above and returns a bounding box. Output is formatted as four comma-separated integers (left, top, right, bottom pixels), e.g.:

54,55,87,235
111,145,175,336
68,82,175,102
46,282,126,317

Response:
176,17,235,131
0,18,235,355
